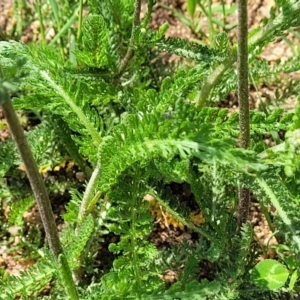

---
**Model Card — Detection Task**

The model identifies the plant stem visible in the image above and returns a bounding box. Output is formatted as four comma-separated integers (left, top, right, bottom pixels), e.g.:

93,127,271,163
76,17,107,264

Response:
1,99,78,299
14,0,23,38
207,0,214,43
237,1,249,150
74,159,101,284
236,0,250,230
77,159,101,226
59,254,80,300
117,0,142,76
259,200,275,233
195,55,236,107
221,0,226,31
77,0,84,44
49,10,79,46
36,0,46,44
49,0,65,58
2,100,62,258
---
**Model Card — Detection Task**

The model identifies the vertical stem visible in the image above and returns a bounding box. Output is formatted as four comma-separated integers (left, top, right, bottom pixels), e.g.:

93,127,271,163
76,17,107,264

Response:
1,99,78,299
49,0,65,58
117,0,142,76
237,0,250,229
237,2,249,149
14,0,23,38
36,0,46,44
73,159,101,284
207,0,214,43
221,0,226,31
77,0,84,44
2,100,62,258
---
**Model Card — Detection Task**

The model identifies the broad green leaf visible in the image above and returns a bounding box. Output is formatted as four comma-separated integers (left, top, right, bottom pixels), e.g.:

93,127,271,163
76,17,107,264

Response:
251,259,289,290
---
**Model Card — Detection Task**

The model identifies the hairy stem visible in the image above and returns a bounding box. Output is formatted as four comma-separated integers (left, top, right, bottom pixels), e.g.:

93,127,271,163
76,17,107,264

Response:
77,159,101,226
2,100,62,257
74,159,101,284
237,2,249,150
195,55,236,107
236,0,250,230
117,0,142,76
2,99,78,299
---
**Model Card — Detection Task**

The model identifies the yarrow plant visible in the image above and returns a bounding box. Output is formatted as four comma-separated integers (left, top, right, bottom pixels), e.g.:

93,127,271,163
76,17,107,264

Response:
1,0,300,299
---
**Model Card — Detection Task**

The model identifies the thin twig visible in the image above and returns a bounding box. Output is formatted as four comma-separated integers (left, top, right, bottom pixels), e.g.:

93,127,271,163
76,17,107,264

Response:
117,0,142,76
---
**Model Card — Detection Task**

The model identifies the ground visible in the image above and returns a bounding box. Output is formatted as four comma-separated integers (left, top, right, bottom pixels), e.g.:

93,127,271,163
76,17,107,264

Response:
0,0,296,286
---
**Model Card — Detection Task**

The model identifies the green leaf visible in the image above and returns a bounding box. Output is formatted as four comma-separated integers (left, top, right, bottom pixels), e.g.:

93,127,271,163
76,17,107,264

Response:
289,269,298,291
187,0,197,17
49,0,60,25
283,255,298,270
251,259,289,290
211,4,237,15
289,270,299,291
